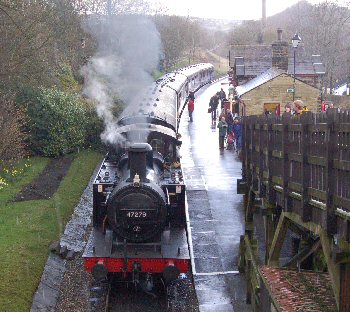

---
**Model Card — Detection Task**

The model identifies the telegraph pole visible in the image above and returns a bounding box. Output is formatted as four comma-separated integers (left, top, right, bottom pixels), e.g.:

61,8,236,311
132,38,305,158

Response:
262,0,266,28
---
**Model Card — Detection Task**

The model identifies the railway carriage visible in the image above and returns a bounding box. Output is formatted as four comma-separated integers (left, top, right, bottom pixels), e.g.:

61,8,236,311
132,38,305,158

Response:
83,63,214,288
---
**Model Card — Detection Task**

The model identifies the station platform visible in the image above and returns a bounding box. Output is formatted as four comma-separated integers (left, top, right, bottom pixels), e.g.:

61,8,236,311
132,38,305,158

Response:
179,78,251,312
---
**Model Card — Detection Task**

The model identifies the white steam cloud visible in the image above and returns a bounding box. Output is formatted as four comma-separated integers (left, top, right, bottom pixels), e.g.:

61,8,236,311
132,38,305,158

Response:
81,15,162,145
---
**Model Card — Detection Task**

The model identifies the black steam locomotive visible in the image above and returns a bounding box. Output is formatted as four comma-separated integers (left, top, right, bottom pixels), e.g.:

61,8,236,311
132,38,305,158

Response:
83,63,214,288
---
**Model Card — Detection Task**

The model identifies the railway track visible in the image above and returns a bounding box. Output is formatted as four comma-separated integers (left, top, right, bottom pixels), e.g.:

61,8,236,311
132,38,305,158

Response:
89,273,198,312
90,277,166,312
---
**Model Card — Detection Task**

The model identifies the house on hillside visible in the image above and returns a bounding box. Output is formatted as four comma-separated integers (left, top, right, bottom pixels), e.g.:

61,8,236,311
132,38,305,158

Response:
229,29,326,89
235,68,320,116
334,80,349,96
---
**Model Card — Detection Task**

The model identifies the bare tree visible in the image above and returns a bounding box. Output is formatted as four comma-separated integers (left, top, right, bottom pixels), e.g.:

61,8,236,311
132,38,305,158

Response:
305,1,350,90
0,95,27,163
74,0,151,15
226,0,350,89
0,0,88,87
154,15,188,71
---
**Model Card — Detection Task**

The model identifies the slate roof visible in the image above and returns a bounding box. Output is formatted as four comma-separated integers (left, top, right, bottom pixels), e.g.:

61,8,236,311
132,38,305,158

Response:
236,68,285,96
260,266,337,312
230,44,326,77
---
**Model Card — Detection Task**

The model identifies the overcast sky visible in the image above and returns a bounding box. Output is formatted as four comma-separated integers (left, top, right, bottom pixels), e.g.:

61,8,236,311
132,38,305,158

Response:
148,0,347,20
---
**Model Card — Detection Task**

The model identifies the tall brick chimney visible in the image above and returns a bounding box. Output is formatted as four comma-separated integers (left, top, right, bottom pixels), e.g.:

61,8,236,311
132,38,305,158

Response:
272,28,289,72
262,0,266,28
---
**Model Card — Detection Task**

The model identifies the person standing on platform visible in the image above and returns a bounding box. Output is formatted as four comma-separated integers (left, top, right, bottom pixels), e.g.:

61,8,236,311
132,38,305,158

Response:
219,108,226,121
284,103,292,114
219,88,226,108
219,88,226,101
217,116,228,150
234,95,240,115
209,94,219,126
189,91,195,101
226,109,235,150
226,109,234,134
292,100,304,116
188,97,194,122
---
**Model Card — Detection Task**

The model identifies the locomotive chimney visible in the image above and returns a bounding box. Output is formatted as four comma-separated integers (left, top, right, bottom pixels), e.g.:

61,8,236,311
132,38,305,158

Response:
128,143,152,182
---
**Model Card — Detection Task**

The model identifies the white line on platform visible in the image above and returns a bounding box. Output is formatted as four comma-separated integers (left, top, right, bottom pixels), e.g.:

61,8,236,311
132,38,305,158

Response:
194,271,240,276
193,231,215,234
185,192,197,275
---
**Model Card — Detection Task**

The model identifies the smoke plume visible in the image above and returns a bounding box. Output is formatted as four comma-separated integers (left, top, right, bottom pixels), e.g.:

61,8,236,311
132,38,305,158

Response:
81,14,162,145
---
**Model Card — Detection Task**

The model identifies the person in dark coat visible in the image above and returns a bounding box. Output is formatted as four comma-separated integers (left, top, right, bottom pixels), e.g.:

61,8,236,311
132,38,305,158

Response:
217,116,228,149
209,94,219,124
233,117,242,153
219,88,226,101
226,109,235,150
226,109,234,134
188,98,194,122
219,88,226,108
234,95,240,115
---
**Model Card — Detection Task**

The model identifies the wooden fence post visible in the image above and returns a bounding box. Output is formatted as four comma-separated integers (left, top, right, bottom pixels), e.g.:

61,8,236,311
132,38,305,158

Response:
258,118,264,197
301,112,312,222
282,113,291,212
242,116,247,183
326,108,338,235
267,116,275,204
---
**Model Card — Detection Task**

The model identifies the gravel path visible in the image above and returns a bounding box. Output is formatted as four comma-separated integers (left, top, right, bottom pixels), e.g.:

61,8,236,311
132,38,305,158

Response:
55,252,92,312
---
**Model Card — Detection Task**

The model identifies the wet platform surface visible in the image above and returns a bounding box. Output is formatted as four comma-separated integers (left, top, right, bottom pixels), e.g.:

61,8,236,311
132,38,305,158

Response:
179,78,251,312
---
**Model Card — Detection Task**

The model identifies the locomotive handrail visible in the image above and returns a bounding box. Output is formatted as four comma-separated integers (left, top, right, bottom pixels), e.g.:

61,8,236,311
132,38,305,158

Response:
176,81,213,134
177,98,189,134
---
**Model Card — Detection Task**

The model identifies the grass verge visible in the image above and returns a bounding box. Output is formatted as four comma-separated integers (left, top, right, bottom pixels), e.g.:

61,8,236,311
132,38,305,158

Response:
0,150,102,311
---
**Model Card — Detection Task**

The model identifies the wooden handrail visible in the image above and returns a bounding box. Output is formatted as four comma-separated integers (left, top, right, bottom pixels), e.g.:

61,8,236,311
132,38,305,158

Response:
242,108,350,241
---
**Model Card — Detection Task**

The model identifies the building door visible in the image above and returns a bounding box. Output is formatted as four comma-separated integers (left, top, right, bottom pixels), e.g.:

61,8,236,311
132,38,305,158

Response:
264,103,280,116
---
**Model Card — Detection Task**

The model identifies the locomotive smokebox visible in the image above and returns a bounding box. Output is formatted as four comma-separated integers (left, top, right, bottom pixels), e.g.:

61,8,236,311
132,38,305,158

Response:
128,143,152,182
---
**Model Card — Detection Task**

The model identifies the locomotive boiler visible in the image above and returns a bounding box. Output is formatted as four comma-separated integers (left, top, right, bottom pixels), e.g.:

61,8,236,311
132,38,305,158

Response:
83,63,214,287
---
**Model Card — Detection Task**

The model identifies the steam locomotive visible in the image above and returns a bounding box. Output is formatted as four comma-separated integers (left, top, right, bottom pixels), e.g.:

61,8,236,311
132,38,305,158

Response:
83,63,214,288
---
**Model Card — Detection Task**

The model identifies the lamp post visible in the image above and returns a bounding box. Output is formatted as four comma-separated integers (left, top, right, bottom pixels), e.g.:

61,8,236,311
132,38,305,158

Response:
291,33,301,101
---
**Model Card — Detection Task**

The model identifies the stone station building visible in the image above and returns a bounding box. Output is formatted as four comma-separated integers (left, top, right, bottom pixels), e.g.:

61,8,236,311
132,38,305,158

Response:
235,68,320,116
229,29,325,115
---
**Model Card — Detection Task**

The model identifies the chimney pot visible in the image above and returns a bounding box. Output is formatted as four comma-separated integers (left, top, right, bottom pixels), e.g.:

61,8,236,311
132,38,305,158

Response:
277,28,283,41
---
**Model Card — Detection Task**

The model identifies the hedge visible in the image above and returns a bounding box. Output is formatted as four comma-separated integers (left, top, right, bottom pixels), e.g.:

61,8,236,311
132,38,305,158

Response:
27,88,88,157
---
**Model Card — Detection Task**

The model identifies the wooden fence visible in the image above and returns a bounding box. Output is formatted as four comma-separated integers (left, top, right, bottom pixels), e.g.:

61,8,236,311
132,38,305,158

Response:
242,108,350,243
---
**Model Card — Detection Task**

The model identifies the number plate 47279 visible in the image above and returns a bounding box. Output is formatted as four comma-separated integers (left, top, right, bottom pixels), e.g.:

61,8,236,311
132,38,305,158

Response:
126,211,147,218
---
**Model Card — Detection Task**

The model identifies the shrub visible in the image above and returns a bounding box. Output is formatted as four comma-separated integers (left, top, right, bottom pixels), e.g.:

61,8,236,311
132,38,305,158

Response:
57,64,80,93
28,88,88,157
83,99,104,149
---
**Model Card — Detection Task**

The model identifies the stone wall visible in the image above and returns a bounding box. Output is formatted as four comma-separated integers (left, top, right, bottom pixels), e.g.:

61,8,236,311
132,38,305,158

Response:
240,74,320,116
